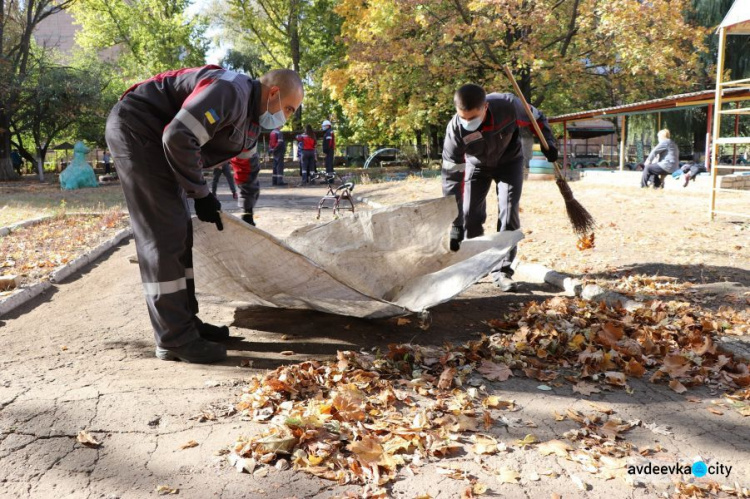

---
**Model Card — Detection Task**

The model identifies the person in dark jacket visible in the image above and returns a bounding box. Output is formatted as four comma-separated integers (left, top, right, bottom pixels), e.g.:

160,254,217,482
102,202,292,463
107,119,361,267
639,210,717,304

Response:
105,66,303,364
269,127,287,186
442,83,557,292
10,150,23,175
641,129,679,188
102,150,112,175
679,160,707,187
211,161,237,199
297,125,317,184
322,120,335,174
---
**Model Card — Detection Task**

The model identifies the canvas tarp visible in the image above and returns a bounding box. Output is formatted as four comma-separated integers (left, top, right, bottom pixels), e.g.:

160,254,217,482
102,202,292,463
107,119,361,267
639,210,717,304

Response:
192,197,523,318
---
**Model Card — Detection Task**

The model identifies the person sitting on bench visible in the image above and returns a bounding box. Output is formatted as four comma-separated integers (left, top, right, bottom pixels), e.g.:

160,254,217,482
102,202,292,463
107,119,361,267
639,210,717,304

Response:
641,129,679,189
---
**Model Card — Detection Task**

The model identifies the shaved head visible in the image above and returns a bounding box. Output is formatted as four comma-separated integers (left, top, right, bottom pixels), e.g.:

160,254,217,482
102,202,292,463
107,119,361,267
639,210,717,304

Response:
260,69,304,96
259,69,304,121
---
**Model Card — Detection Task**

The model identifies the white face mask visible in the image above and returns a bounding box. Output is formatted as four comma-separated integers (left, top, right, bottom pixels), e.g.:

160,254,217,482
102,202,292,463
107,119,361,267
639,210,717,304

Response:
458,109,485,132
259,90,286,130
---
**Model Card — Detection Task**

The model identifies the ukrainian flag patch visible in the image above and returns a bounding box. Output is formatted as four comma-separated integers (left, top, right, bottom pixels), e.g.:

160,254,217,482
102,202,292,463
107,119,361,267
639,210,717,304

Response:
204,109,219,124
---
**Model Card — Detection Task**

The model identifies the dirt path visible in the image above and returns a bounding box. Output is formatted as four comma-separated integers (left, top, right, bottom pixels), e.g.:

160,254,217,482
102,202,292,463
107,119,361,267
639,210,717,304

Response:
1,175,748,498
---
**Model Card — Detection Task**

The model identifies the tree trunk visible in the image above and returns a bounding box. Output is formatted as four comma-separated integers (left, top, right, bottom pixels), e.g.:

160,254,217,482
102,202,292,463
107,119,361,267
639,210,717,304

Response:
36,146,45,181
430,125,440,159
0,112,19,180
288,0,302,129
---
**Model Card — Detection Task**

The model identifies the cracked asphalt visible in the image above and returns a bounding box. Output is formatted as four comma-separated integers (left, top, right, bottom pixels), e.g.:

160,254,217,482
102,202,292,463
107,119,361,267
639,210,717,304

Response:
1,176,748,498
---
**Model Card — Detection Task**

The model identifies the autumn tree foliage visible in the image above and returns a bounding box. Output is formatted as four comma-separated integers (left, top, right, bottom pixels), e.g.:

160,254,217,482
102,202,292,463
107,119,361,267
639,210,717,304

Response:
325,0,710,144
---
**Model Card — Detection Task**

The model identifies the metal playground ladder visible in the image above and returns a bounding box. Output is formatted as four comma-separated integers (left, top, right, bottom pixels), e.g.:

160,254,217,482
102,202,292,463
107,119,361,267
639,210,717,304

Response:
709,1,750,220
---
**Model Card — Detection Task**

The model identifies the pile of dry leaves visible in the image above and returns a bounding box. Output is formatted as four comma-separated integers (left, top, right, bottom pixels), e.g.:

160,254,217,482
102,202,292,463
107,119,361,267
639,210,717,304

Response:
228,295,750,496
0,212,127,290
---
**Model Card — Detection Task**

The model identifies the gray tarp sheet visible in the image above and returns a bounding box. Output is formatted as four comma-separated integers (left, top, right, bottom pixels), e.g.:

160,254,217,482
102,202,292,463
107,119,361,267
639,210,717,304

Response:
192,197,523,318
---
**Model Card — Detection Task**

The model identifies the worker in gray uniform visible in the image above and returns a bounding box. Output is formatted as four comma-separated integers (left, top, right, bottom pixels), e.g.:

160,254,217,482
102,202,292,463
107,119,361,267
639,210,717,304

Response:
105,66,304,364
269,127,287,186
442,83,557,292
322,120,335,173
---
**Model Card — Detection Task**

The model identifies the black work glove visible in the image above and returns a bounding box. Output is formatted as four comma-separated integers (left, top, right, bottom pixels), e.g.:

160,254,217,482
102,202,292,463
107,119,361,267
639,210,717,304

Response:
194,193,223,231
449,226,464,252
543,145,558,163
242,213,255,226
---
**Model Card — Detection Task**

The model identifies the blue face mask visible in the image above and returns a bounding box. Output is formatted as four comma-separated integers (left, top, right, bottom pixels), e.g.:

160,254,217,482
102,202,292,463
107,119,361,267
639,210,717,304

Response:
259,91,286,130
458,107,486,132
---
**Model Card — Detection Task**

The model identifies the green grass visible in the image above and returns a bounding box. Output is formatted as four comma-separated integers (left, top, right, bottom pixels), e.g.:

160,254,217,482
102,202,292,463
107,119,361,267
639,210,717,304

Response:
0,177,126,227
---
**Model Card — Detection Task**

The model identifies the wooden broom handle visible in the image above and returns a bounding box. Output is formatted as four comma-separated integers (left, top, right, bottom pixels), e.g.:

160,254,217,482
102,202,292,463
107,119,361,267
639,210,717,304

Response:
502,65,549,151
503,65,563,176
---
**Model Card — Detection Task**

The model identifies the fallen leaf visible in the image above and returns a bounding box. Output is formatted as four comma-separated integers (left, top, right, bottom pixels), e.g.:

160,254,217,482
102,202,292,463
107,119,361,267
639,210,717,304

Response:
180,440,199,450
497,467,521,484
576,233,595,251
662,354,691,378
599,419,632,439
348,436,385,464
471,434,499,455
482,396,515,410
644,422,673,435
472,482,488,495
155,485,179,495
438,367,456,390
537,440,572,457
76,431,101,448
597,322,623,347
624,359,646,378
396,318,411,326
572,382,600,396
669,380,687,394
514,434,538,447
707,407,724,416
477,360,512,382
604,372,627,386
280,350,295,356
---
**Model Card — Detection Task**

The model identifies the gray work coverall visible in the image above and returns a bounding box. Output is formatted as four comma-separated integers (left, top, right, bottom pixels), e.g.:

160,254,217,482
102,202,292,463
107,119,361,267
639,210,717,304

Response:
233,151,261,220
269,129,286,185
105,65,261,347
442,92,556,277
323,128,335,173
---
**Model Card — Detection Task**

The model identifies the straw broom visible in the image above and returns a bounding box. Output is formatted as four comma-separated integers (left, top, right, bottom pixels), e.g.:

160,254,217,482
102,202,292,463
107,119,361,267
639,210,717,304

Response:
502,65,596,237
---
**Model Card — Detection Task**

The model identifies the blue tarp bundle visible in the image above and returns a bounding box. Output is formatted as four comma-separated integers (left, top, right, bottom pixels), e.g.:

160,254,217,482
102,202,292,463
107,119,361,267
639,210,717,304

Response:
60,141,98,190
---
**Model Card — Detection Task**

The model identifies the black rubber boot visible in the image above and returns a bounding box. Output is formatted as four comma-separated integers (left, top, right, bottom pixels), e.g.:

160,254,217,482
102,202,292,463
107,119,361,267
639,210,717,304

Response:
155,338,227,363
449,226,464,252
195,318,230,341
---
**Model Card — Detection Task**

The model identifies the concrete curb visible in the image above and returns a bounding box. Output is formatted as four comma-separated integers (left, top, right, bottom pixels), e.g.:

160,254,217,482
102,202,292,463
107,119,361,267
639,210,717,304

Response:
50,227,133,284
0,225,132,318
0,281,53,318
0,216,50,237
515,263,583,296
0,211,129,238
